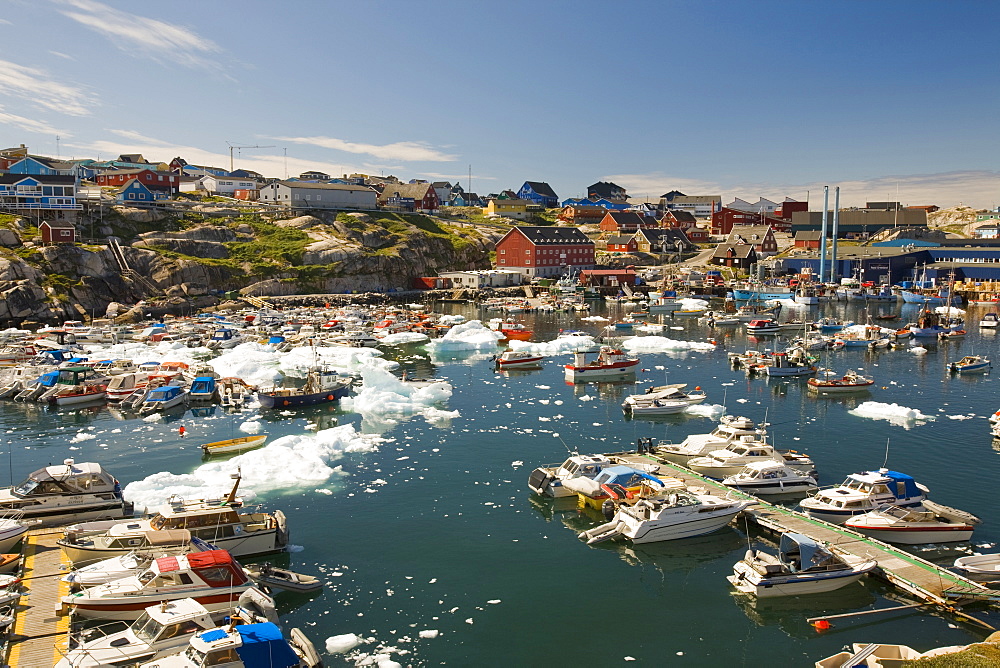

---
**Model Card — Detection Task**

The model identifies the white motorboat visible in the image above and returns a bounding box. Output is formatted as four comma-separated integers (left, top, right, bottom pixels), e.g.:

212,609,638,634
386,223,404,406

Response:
799,469,929,524
495,350,544,370
63,536,218,588
54,588,277,668
527,454,616,498
762,350,816,377
745,319,781,335
621,383,707,415
564,346,638,382
979,313,1000,329
243,562,323,593
60,550,254,620
728,533,877,598
953,553,1000,582
138,385,188,412
106,372,151,401
721,461,818,496
656,415,767,464
137,620,323,668
578,490,749,545
687,437,816,479
815,643,945,668
843,501,980,544
0,459,129,525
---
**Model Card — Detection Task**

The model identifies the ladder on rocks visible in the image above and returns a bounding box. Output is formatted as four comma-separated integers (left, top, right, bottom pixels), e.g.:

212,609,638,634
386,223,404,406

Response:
241,295,275,310
107,237,163,297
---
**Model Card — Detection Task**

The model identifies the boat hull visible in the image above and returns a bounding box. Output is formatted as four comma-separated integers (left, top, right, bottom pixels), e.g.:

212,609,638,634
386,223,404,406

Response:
258,384,349,409
901,291,961,305
624,509,743,544
201,435,268,456
60,527,284,565
845,524,974,544
733,290,794,300
64,589,251,621
564,360,638,383
729,564,873,598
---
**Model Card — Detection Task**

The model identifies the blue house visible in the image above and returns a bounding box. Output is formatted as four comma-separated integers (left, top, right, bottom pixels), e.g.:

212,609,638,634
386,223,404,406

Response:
561,197,630,211
0,174,81,213
8,155,73,176
517,181,559,208
115,178,165,203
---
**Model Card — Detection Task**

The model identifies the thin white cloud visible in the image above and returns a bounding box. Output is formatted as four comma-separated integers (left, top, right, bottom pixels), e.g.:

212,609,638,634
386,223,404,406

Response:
0,19,11,26
64,132,371,181
273,135,458,162
605,171,1000,210
0,107,67,136
420,172,496,183
0,59,93,116
56,0,221,68
49,50,76,61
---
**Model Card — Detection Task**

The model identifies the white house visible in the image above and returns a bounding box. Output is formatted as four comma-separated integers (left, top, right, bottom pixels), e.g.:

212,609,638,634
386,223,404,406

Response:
438,270,522,288
202,175,259,195
726,197,779,214
666,195,722,218
259,181,378,210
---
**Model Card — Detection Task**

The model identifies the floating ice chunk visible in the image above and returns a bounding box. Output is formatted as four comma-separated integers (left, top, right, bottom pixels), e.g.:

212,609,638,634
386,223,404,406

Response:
580,316,609,322
123,424,378,510
239,420,262,434
911,347,928,355
70,432,96,443
423,407,460,426
419,629,440,639
621,336,715,353
380,332,430,345
439,314,466,325
510,335,597,354
678,298,709,309
142,414,163,422
849,402,935,428
326,633,362,653
947,414,973,420
350,367,454,430
579,395,594,401
425,320,503,351
685,403,725,418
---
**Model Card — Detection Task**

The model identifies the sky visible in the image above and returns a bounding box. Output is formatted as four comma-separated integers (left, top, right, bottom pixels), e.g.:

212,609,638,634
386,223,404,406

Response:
2,0,999,209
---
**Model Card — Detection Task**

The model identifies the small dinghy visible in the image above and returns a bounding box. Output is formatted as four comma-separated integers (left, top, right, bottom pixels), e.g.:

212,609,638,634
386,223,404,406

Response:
200,434,268,457
243,562,323,593
954,553,1000,582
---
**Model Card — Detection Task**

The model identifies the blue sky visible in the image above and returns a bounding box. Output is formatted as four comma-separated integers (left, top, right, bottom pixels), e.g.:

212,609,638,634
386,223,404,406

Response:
2,0,998,208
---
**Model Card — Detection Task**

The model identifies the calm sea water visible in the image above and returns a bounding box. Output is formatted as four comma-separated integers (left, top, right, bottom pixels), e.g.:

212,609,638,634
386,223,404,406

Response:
2,299,999,666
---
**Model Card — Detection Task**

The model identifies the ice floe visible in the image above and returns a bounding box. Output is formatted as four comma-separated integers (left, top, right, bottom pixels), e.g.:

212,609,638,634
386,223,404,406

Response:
621,336,716,353
424,320,503,351
509,335,598,355
849,402,935,428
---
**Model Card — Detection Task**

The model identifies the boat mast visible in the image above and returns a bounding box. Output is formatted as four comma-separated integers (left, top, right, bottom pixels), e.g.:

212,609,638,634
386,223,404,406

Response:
224,467,242,505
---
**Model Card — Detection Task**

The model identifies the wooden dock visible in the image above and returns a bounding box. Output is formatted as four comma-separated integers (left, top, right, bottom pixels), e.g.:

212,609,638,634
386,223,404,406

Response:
5,528,70,668
612,451,994,608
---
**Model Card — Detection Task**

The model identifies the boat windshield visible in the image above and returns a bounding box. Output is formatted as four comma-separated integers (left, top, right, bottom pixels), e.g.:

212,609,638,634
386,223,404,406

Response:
132,612,162,642
12,477,39,497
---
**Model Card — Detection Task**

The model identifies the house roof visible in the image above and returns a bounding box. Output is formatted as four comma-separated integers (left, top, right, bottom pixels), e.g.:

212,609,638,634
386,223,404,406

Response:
638,228,693,247
513,226,593,245
607,235,634,245
562,204,605,212
98,168,159,177
794,230,824,240
115,178,151,194
378,182,434,199
671,195,721,204
40,220,75,229
726,225,774,243
713,244,755,259
0,173,75,185
603,211,647,227
522,181,557,198
588,181,626,198
273,181,376,192
117,154,148,163
664,209,697,224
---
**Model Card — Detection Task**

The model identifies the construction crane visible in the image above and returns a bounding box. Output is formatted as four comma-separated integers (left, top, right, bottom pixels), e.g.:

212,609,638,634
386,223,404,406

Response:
226,142,275,172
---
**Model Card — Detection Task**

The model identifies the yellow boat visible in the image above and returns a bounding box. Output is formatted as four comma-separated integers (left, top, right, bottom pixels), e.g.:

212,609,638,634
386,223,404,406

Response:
201,434,268,456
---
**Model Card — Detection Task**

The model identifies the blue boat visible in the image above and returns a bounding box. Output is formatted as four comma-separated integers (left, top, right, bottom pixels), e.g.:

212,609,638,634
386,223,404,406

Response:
258,366,351,409
139,385,188,412
189,376,219,402
732,288,795,301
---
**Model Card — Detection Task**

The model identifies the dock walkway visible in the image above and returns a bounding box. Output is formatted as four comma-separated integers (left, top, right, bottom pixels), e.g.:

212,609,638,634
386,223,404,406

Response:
5,527,70,668
613,450,992,607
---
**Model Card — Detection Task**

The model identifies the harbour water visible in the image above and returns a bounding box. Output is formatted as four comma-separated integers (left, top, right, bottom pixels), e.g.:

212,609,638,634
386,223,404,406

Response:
2,298,999,666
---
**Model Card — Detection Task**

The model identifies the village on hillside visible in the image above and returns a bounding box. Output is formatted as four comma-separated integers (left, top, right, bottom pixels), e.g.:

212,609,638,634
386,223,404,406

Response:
3,141,1000,297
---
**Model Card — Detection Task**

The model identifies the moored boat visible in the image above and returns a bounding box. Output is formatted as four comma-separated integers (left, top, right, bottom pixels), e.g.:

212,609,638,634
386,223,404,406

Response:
799,469,929,524
243,562,323,593
656,415,767,464
953,553,1000,582
527,454,616,498
139,385,188,412
728,533,877,598
843,500,980,544
494,350,544,369
979,312,1000,329
687,438,816,479
0,459,128,525
201,434,268,457
721,461,818,496
258,365,351,409
563,346,638,382
137,620,323,668
806,370,875,394
948,355,991,373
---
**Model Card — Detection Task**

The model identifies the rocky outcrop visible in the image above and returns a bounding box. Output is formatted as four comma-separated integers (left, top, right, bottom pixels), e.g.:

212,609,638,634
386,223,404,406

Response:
0,228,22,247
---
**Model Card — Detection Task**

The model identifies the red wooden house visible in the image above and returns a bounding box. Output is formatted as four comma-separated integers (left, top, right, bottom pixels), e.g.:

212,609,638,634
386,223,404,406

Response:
40,220,76,244
711,207,791,235
96,169,178,193
377,182,439,212
495,225,595,278
598,211,653,234
661,209,709,242
606,235,638,253
794,230,822,249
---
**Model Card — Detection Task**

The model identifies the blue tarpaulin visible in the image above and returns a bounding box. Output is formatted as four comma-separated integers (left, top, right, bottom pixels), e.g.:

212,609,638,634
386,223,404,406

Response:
233,623,300,668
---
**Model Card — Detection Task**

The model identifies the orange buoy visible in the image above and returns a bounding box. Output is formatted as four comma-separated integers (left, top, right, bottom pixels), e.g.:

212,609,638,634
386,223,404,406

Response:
178,426,186,436
812,619,831,631
327,395,334,400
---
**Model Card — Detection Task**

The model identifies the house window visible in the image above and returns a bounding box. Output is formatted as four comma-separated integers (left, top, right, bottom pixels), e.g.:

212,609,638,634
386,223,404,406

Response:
500,249,505,255
158,175,164,181
128,193,135,199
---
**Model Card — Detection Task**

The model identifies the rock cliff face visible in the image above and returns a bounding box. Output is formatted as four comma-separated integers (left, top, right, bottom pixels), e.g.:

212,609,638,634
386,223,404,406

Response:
0,209,503,324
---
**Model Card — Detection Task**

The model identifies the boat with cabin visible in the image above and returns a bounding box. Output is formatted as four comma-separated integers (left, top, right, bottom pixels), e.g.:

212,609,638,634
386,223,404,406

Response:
806,370,875,394
948,355,991,373
979,312,1000,329
745,319,781,335
687,437,816,479
621,383,707,415
139,385,188,412
494,350,544,370
656,415,768,464
728,532,877,598
563,346,639,382
60,550,254,620
137,620,322,668
257,365,351,409
527,454,616,498
0,459,128,525
562,465,675,511
721,461,818,496
799,469,929,524
843,500,981,544
579,490,750,545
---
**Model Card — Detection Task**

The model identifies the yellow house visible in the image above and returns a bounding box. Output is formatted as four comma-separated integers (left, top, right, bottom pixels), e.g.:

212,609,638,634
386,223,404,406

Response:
485,198,532,220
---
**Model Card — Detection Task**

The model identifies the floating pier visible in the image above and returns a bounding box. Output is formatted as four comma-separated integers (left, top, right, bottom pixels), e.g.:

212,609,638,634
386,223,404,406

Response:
611,451,994,609
4,527,70,667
